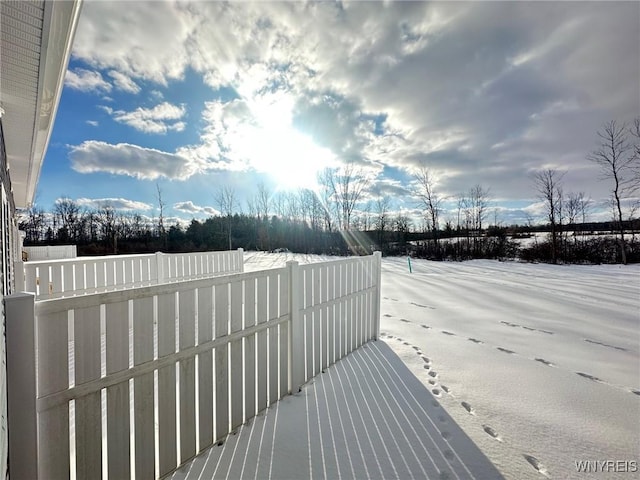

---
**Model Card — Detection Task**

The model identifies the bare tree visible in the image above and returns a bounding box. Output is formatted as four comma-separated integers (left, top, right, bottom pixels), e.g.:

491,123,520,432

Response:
53,197,81,242
374,196,391,252
96,205,120,254
533,169,565,263
256,182,271,220
215,186,236,250
467,185,490,254
414,166,443,253
316,168,338,232
20,205,46,243
322,162,370,230
587,120,639,264
156,182,166,240
299,188,324,232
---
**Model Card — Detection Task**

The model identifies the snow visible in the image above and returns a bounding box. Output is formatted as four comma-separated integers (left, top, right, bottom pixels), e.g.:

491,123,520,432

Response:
241,252,639,479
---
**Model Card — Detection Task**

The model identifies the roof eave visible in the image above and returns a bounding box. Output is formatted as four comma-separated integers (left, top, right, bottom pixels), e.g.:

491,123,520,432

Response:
21,0,83,209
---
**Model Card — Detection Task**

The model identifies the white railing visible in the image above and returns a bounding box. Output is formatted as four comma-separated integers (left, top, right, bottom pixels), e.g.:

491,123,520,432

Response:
4,252,381,479
23,245,77,261
20,249,244,300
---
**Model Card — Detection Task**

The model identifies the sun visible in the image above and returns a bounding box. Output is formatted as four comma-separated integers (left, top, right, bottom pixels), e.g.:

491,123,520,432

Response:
243,94,337,191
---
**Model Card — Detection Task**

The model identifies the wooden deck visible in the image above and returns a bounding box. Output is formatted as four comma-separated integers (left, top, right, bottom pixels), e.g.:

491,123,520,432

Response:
169,340,503,480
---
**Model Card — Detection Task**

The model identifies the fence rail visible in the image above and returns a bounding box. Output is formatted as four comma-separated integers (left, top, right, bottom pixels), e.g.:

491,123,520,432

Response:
20,249,244,300
5,252,381,479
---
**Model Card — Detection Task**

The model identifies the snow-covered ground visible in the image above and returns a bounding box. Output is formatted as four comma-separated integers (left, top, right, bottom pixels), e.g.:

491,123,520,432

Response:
245,252,640,479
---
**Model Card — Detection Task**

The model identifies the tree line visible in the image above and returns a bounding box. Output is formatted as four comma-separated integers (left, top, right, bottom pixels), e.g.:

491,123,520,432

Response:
20,119,639,264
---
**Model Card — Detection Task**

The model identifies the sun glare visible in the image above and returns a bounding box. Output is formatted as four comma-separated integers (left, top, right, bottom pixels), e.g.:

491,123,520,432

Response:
243,95,337,191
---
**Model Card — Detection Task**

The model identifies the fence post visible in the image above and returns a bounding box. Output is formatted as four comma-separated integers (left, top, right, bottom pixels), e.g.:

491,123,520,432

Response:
373,251,382,340
4,292,38,479
237,248,244,273
155,252,165,284
287,261,303,393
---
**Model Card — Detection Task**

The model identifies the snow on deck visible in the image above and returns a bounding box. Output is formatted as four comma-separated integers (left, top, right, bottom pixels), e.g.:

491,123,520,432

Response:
170,340,502,480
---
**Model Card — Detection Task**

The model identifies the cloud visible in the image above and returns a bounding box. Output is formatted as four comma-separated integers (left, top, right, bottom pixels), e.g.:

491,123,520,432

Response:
86,120,98,127
108,102,187,134
107,70,141,94
174,201,220,216
75,197,153,211
69,140,207,180
70,1,639,205
65,68,111,93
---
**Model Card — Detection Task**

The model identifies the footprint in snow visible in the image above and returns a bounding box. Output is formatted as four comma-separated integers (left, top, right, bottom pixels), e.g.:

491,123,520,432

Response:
441,331,456,336
423,365,431,371
500,321,518,327
412,345,420,350
497,347,515,354
461,402,475,415
523,454,548,477
432,388,441,397
421,356,431,363
482,425,502,442
428,371,438,378
441,385,450,394
535,358,553,367
468,338,483,344
576,372,602,382
383,314,392,318
428,379,437,386
584,338,628,352
400,318,410,323
538,329,554,335
421,324,431,330
403,342,410,345
411,302,435,309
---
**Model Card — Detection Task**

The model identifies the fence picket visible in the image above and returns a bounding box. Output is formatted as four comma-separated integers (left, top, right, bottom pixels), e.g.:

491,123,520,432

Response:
230,281,243,429
60,265,77,293
133,297,155,479
36,309,69,476
157,293,177,476
197,286,214,452
179,289,197,463
257,277,268,411
279,271,289,396
74,305,102,479
244,278,256,418
105,301,130,478
215,284,229,440
268,273,279,404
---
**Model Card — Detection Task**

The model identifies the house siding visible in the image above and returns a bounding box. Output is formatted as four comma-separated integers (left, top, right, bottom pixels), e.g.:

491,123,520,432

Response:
0,120,17,480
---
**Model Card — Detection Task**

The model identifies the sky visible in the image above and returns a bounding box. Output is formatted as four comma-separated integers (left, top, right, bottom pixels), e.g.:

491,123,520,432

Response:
38,0,640,228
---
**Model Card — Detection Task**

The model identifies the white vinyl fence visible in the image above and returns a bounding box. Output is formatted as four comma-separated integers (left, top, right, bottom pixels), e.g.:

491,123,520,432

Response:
4,252,381,479
20,249,244,300
23,245,77,261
